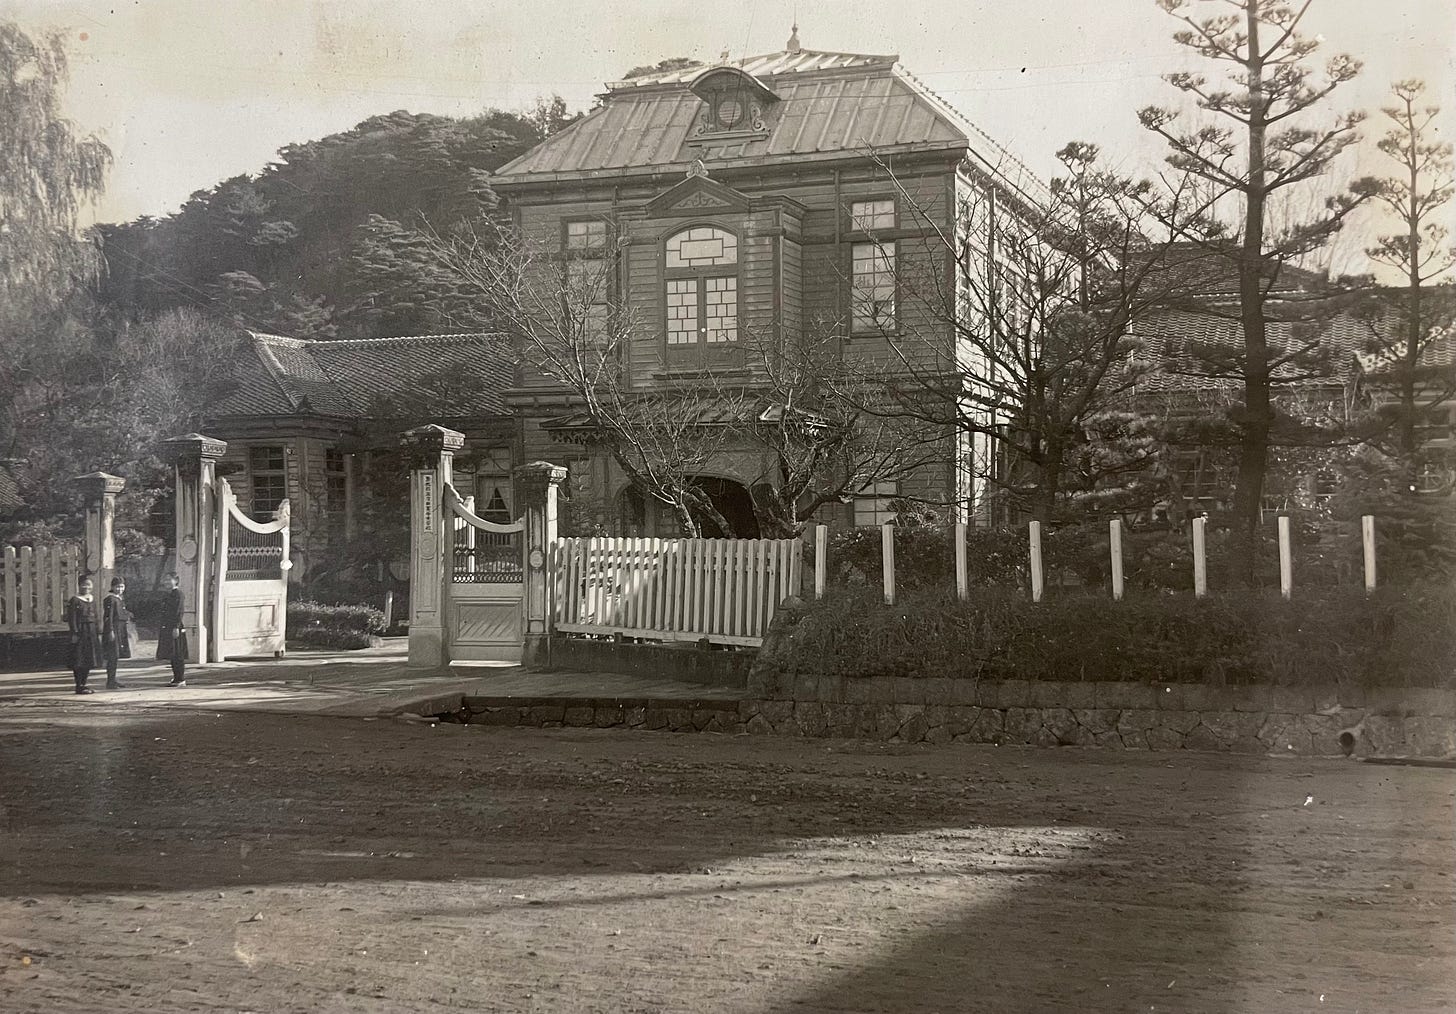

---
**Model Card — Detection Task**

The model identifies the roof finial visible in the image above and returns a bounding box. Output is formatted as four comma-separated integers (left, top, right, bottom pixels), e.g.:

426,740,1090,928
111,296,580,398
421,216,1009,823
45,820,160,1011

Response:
786,22,801,54
688,158,709,179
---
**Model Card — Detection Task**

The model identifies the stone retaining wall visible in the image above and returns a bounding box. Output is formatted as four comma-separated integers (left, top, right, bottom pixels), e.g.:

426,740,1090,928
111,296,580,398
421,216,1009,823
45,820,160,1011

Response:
441,677,1456,758
745,670,1456,757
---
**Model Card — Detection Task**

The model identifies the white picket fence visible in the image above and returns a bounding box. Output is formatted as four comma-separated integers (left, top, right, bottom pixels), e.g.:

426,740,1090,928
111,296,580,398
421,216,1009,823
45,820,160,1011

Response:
552,536,803,647
1,544,84,633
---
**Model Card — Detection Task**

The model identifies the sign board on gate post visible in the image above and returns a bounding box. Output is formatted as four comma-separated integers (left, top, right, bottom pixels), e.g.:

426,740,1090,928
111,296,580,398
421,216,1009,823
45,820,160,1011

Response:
400,424,464,668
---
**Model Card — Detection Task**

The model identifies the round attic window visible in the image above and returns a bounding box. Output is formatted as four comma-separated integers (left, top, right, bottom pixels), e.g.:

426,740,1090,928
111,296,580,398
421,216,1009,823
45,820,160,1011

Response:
716,97,744,129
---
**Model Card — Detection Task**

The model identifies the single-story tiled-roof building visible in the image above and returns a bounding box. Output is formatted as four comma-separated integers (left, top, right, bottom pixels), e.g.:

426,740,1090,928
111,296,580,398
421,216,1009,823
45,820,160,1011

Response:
204,331,517,576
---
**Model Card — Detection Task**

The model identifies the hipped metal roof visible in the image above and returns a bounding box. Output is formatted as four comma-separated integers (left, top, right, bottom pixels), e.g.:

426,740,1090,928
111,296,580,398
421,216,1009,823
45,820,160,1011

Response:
494,45,1047,203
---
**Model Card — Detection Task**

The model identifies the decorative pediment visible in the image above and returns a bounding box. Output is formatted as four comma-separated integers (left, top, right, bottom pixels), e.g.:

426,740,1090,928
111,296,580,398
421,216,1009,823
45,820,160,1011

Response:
645,173,751,219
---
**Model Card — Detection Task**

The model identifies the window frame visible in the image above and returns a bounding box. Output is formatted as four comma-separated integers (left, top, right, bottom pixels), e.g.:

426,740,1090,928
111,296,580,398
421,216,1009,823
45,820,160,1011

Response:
248,444,288,516
561,217,614,351
324,447,347,520
849,239,898,335
661,223,743,363
848,197,898,234
852,480,900,528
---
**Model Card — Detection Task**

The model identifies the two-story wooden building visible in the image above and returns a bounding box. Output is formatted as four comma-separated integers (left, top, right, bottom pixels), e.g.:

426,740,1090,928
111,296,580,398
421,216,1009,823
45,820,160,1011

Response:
490,30,1048,535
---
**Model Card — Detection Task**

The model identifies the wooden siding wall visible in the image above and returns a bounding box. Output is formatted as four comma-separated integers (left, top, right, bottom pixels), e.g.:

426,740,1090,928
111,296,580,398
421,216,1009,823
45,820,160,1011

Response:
508,159,960,391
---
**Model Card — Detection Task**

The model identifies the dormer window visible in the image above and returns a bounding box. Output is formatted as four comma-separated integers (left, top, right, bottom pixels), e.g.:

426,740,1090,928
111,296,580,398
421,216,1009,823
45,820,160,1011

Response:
689,67,779,137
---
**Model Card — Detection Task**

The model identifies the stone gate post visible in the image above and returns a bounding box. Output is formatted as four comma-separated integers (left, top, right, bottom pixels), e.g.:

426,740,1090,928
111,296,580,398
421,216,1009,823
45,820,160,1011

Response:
401,424,463,668
162,433,226,664
72,471,126,594
515,461,565,669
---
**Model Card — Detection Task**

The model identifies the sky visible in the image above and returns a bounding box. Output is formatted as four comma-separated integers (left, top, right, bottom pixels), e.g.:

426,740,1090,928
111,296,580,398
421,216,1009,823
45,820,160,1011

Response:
5,0,1454,269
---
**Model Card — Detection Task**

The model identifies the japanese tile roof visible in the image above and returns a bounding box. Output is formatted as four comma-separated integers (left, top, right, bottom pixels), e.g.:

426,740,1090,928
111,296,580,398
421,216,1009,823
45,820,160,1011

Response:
1354,310,1456,374
212,332,513,421
494,45,1046,202
1128,307,1363,394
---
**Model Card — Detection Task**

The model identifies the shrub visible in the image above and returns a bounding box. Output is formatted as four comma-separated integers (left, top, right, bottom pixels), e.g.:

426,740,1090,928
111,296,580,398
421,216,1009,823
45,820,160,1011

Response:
286,600,387,650
763,584,1455,688
825,524,1025,591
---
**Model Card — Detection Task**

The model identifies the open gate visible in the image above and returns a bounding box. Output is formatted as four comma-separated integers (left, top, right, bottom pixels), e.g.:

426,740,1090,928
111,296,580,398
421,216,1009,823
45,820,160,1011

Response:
444,480,523,662
211,477,291,659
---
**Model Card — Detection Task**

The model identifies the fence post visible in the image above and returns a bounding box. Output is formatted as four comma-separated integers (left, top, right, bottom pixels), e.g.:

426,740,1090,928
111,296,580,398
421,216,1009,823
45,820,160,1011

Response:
1029,520,1044,603
813,524,827,600
161,433,226,665
399,424,462,668
72,471,126,595
1192,516,1207,598
515,460,567,669
881,522,896,606
1361,514,1376,593
1277,515,1293,600
954,522,969,602
1109,518,1124,601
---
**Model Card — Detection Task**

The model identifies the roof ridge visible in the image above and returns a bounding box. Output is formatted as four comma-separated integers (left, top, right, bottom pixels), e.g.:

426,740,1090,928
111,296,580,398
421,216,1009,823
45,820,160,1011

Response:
249,334,312,412
306,331,506,347
891,63,1050,204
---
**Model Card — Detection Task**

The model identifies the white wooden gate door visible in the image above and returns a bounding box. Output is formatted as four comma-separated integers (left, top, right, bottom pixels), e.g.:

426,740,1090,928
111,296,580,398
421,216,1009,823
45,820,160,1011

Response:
444,481,523,662
211,477,291,660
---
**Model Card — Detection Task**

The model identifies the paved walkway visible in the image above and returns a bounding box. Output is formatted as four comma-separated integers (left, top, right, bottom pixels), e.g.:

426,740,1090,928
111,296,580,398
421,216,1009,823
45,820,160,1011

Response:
0,639,744,719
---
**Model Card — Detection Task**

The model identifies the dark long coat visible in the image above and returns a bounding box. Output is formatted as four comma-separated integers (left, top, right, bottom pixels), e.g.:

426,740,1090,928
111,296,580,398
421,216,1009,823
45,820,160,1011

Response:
156,588,187,661
67,595,103,672
102,593,133,662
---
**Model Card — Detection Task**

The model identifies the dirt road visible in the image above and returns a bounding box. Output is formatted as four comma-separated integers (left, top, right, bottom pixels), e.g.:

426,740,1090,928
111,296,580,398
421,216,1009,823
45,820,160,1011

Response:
1,702,1451,1013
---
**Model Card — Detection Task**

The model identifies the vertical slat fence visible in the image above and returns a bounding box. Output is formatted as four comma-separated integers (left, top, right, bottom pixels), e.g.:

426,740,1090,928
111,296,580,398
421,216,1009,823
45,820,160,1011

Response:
551,535,802,647
0,543,81,633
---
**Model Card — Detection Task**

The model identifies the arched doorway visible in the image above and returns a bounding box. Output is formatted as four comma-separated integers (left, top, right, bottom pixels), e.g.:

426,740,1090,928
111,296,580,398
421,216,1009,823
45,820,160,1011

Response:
614,477,760,538
688,476,759,538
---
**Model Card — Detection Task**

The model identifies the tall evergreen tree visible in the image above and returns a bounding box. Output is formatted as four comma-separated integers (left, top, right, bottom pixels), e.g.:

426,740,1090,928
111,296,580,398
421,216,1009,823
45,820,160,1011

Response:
1139,0,1377,581
1363,79,1456,484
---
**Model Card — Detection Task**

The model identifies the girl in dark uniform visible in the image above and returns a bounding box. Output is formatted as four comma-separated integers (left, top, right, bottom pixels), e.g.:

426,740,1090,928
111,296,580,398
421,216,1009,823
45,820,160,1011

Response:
156,573,187,687
67,575,103,695
101,576,132,690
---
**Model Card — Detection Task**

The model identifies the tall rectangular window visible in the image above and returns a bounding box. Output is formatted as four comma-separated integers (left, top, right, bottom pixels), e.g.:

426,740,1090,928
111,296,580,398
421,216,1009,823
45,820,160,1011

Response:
664,226,738,354
565,219,610,349
851,241,896,333
249,445,287,515
666,278,699,345
324,448,347,520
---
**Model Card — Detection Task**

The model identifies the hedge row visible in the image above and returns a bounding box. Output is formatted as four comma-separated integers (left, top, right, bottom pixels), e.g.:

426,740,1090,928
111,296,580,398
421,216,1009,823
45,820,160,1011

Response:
821,511,1456,595
286,600,387,650
763,584,1456,688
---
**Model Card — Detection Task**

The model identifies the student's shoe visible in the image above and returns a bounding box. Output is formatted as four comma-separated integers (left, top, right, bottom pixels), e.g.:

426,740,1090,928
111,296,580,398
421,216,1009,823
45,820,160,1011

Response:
75,688,95,695
106,681,127,689
166,680,186,688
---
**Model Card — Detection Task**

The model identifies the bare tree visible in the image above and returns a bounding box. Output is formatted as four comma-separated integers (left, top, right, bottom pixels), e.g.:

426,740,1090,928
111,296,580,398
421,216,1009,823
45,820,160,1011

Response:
409,218,926,538
1139,0,1377,579
841,143,1207,523
1361,79,1456,484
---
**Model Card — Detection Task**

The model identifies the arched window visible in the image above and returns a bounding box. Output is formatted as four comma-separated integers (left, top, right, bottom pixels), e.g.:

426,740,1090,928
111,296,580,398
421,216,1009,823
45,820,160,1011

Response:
664,226,739,348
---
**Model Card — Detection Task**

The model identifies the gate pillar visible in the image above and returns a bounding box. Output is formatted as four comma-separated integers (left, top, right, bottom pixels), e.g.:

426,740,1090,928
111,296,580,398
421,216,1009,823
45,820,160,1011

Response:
72,471,126,593
515,461,565,669
401,424,463,668
162,433,226,664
